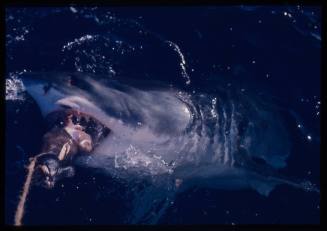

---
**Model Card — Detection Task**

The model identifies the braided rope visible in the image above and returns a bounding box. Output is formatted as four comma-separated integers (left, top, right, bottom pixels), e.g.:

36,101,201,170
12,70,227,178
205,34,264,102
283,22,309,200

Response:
14,153,48,226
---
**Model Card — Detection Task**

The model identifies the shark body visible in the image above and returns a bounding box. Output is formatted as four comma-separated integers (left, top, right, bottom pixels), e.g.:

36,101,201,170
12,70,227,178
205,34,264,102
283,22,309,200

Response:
20,72,318,223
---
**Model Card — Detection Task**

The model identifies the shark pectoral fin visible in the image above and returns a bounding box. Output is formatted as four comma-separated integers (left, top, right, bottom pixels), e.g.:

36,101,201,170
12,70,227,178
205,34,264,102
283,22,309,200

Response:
248,175,320,197
268,177,320,194
248,177,279,197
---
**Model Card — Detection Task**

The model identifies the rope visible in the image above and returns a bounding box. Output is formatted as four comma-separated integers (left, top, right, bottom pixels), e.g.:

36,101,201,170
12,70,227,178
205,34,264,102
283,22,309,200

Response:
14,153,47,226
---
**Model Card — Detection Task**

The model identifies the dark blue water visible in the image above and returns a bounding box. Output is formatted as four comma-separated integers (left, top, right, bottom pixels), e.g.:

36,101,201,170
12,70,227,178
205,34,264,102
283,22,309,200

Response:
5,6,320,225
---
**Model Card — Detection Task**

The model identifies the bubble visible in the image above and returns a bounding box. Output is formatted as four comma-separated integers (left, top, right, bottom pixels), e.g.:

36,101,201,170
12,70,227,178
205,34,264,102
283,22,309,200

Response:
70,7,78,13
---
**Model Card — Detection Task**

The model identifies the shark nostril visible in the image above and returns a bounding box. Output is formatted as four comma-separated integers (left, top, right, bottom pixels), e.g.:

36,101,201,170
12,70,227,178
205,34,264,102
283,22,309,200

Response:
43,84,51,95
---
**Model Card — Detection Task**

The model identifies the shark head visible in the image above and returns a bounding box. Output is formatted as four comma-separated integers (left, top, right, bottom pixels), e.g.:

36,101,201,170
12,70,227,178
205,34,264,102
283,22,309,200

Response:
21,73,113,188
21,72,91,116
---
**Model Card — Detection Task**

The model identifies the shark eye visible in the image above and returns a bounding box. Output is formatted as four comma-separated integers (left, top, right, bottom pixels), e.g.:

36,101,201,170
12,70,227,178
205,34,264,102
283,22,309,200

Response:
102,127,111,138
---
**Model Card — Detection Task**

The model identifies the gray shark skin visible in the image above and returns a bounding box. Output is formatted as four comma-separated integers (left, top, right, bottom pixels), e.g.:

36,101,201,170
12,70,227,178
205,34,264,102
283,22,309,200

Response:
20,72,319,224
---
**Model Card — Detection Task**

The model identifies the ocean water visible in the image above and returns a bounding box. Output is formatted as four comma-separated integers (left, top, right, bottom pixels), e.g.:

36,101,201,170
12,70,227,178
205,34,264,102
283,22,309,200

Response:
5,6,320,225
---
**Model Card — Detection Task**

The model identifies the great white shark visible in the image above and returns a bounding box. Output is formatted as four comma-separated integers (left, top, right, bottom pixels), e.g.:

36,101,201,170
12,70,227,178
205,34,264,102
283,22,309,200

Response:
20,72,319,223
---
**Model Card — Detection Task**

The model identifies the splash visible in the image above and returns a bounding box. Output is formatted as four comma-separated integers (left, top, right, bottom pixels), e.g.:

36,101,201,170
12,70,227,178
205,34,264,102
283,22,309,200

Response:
166,41,191,85
6,72,26,101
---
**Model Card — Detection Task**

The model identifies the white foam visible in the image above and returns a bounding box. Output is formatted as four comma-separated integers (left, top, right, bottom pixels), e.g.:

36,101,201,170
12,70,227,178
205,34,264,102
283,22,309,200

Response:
5,76,25,101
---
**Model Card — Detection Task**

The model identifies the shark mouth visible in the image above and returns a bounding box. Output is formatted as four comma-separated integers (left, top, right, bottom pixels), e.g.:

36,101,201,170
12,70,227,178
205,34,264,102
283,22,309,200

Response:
44,108,112,148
